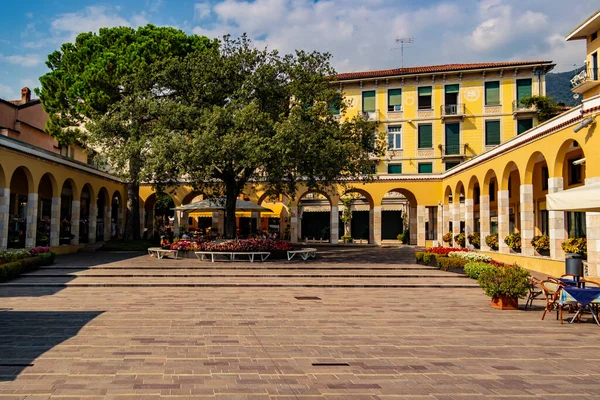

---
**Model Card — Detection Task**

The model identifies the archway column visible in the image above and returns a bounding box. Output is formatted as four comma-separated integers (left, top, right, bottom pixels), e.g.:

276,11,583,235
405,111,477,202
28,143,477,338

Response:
442,203,450,246
498,190,510,254
88,205,97,244
585,178,600,276
409,205,417,245
480,195,490,251
25,193,39,248
416,205,426,247
173,211,180,236
290,205,299,243
548,178,566,260
139,202,145,238
520,184,535,256
437,204,443,246
452,199,461,246
117,205,124,239
70,200,80,245
50,197,61,247
330,198,339,244
182,211,189,233
373,205,382,246
464,198,474,249
105,206,112,240
0,188,10,250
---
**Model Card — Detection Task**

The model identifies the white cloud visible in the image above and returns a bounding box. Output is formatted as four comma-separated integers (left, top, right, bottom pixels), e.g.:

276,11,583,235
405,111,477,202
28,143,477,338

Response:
50,6,132,42
0,84,17,100
195,2,212,20
0,54,42,68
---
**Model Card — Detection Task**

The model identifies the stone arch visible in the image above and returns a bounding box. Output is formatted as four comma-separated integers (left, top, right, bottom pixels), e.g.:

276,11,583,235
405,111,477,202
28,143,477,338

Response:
444,185,453,205
36,173,59,247
38,172,59,198
524,151,549,185
341,188,374,243
7,166,35,248
500,161,519,191
96,187,110,242
182,190,204,205
10,166,34,193
482,169,498,196
381,188,417,244
61,178,80,201
0,162,5,189
342,188,374,209
111,190,124,239
552,139,586,188
466,175,480,200
298,190,333,242
79,184,96,244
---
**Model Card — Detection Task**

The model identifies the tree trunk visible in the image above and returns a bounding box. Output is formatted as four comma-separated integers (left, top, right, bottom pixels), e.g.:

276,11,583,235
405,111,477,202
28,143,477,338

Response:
125,154,141,241
224,187,238,239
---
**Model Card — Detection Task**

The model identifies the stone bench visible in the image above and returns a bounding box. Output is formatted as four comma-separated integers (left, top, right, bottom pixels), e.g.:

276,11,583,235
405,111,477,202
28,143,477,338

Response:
287,248,317,261
148,247,179,259
194,251,271,263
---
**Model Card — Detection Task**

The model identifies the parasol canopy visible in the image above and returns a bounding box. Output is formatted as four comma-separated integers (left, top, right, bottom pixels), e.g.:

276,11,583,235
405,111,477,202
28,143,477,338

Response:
546,182,600,212
172,198,273,213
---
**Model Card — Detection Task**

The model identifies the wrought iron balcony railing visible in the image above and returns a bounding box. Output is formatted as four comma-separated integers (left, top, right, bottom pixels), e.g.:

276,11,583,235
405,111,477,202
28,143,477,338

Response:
570,67,600,93
440,103,465,118
361,109,379,121
512,100,537,114
438,144,464,157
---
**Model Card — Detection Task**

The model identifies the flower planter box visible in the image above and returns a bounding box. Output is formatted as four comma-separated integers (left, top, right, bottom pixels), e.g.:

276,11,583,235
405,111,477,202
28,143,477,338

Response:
491,295,518,310
535,250,550,257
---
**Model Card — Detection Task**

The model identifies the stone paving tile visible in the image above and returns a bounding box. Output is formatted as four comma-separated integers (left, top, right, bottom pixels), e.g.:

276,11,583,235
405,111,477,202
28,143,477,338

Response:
0,247,600,399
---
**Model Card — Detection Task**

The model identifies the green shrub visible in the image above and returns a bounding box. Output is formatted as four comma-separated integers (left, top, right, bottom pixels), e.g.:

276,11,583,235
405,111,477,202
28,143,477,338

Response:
485,233,499,250
442,232,453,244
454,233,466,247
436,256,468,271
477,265,531,299
0,249,32,264
397,231,409,244
531,235,550,253
468,232,480,249
415,252,425,262
561,237,587,256
464,261,493,280
415,252,434,264
504,233,521,251
0,252,55,282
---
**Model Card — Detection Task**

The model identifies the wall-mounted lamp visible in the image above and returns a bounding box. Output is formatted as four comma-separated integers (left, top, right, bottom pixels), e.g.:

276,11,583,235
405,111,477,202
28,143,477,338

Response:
573,158,586,166
573,117,595,133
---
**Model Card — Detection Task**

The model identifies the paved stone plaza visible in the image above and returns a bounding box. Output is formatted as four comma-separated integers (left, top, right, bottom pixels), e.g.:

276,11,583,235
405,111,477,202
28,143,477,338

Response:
1,247,599,399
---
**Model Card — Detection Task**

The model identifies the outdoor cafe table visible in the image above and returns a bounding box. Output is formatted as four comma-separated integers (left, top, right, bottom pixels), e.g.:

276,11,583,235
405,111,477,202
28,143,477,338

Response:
559,286,600,326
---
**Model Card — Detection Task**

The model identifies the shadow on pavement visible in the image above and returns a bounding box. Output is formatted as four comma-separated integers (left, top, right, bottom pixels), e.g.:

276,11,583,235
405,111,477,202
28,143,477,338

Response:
0,310,104,381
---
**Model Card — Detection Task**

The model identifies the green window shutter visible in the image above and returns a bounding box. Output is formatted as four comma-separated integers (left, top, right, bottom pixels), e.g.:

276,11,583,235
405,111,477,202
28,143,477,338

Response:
485,81,500,105
485,120,501,145
418,163,433,174
329,96,341,115
517,118,533,134
418,86,432,96
388,89,402,106
516,79,532,103
418,124,433,148
444,123,460,154
387,164,402,174
362,90,376,112
445,162,459,171
445,84,459,94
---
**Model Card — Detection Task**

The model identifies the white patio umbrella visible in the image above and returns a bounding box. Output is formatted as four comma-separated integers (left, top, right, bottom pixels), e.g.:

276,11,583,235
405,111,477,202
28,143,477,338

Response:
546,182,600,212
172,198,273,213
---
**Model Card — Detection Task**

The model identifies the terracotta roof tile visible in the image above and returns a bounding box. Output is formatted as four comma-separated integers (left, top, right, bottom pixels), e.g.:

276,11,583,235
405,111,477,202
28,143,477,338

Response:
334,61,554,81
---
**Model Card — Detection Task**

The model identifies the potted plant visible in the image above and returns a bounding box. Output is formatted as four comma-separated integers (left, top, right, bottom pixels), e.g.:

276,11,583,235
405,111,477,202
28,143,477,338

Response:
467,232,480,249
561,237,587,257
477,265,531,309
397,231,409,244
341,234,352,243
531,235,549,256
485,233,499,251
504,232,521,253
454,232,466,248
442,232,453,246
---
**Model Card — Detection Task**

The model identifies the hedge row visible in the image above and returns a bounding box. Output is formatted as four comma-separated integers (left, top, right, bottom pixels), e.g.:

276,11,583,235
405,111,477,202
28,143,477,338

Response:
0,252,55,282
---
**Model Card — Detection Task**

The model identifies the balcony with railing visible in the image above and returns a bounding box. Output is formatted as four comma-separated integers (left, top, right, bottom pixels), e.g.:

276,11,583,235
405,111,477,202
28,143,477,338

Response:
440,103,465,120
361,109,379,122
438,143,466,160
571,67,600,94
512,100,537,115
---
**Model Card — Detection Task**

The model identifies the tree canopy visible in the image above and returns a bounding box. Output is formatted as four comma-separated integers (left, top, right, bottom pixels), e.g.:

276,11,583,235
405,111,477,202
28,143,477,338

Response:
37,25,214,239
141,35,381,237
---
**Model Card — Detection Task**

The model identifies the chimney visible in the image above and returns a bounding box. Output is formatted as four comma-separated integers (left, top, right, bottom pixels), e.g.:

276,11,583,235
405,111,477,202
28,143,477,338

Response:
21,87,31,104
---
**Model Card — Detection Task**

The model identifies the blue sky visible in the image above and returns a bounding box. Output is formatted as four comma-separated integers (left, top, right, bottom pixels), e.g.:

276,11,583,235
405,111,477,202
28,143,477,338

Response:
0,0,598,100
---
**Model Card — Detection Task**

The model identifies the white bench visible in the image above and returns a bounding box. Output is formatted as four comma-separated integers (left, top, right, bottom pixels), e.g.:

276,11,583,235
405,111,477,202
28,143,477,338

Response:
287,248,317,261
194,251,271,263
148,247,179,259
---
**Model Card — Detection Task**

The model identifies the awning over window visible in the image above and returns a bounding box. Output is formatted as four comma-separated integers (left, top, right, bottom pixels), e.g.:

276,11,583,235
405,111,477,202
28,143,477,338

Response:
546,183,600,212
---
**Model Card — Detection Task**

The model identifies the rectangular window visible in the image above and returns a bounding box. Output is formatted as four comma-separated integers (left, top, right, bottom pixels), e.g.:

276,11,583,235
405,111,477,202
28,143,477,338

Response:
516,78,532,104
418,86,432,110
418,124,433,148
387,89,402,112
541,166,549,191
387,164,402,174
485,120,501,146
387,126,402,150
444,84,459,112
567,212,586,238
362,90,376,112
445,162,459,171
485,81,500,105
517,118,533,134
444,123,460,155
418,163,433,174
569,158,583,185
490,182,496,202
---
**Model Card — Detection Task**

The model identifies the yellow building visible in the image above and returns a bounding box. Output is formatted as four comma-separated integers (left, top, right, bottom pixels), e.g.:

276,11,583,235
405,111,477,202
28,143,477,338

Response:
2,10,600,278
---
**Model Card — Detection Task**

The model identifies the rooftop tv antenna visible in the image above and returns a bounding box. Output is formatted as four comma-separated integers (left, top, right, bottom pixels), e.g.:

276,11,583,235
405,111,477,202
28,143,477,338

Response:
394,38,414,69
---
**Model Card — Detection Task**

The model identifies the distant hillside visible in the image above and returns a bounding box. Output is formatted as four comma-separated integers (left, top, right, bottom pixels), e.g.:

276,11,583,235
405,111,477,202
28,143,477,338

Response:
546,67,584,107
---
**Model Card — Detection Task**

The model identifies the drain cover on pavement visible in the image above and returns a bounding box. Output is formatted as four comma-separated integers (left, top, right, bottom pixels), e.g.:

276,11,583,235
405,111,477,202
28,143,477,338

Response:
295,296,321,300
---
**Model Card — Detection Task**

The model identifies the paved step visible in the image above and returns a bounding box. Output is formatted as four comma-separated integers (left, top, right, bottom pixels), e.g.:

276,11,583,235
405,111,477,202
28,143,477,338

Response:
0,282,479,288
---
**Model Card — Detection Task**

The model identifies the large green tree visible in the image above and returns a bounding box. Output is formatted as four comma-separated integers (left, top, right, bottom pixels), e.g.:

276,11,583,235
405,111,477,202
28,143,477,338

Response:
140,35,382,238
37,25,213,240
